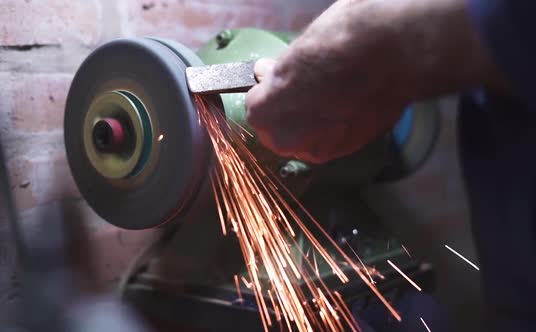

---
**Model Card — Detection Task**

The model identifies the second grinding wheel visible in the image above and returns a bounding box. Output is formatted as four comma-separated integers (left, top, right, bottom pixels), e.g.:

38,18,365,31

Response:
64,37,221,230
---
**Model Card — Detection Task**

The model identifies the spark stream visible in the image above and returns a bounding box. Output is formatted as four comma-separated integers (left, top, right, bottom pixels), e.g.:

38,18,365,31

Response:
194,95,401,332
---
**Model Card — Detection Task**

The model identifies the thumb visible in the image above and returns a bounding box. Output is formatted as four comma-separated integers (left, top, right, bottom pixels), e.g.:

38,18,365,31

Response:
254,58,276,82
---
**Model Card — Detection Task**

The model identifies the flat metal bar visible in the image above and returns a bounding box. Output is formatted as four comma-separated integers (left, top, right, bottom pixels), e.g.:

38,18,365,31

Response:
186,61,257,95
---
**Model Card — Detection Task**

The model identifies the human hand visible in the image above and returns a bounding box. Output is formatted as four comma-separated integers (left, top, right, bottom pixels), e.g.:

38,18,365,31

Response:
246,0,502,164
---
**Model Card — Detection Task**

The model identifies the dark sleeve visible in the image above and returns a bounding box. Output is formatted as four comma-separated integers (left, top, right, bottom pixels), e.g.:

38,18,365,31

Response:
467,0,536,103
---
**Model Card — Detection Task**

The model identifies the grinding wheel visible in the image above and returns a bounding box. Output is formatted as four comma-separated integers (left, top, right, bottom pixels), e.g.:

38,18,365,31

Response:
64,37,221,230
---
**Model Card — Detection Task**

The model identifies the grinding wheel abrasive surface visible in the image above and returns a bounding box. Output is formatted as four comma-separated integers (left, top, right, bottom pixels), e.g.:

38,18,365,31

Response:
64,38,218,229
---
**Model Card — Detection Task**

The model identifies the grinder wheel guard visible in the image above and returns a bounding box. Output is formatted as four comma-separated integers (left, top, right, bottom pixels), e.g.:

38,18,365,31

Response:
64,38,221,230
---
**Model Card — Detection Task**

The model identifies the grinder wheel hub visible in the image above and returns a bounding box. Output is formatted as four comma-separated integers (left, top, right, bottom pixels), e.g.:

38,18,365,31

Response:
93,118,125,152
83,90,153,180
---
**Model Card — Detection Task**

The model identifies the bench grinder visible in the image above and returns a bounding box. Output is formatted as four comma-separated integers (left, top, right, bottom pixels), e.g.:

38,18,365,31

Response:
64,28,439,331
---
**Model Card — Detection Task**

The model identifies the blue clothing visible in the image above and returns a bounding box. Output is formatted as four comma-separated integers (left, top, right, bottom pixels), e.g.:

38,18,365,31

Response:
459,94,536,331
468,1,536,104
463,1,536,330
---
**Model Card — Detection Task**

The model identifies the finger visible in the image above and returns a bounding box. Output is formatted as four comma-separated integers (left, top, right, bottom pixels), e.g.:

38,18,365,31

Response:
254,126,305,159
254,58,276,82
255,128,294,157
256,125,328,164
287,126,351,164
245,76,274,130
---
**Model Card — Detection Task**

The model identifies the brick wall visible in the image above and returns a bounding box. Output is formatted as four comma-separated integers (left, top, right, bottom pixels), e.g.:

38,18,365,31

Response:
0,0,333,324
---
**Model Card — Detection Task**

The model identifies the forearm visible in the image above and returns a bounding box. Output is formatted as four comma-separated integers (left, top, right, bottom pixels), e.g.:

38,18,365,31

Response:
276,0,506,103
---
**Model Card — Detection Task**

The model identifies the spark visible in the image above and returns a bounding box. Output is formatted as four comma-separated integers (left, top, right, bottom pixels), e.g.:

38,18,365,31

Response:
313,249,319,277
157,134,164,142
234,274,243,303
268,290,281,322
420,317,432,332
401,244,411,258
387,260,422,292
210,173,227,236
445,245,480,271
367,266,386,280
345,242,374,284
267,148,401,321
241,276,253,289
194,95,400,331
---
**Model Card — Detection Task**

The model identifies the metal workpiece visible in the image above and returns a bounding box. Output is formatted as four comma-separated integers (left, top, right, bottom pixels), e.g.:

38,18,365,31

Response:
186,61,257,94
